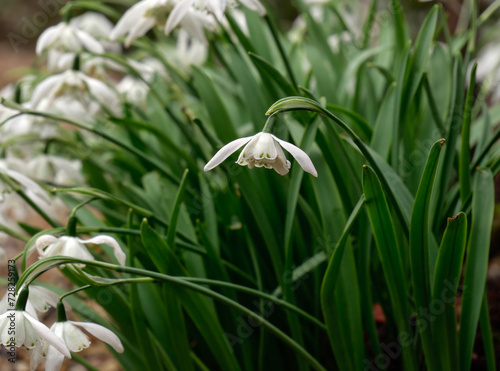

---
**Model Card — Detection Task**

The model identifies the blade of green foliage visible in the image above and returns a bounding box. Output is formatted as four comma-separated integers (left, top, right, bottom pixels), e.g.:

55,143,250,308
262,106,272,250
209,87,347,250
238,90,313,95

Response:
249,52,297,96
371,82,396,159
459,62,477,205
407,5,438,102
362,166,416,371
409,138,444,370
432,212,467,371
458,169,495,370
479,290,496,371
140,220,194,370
192,67,237,143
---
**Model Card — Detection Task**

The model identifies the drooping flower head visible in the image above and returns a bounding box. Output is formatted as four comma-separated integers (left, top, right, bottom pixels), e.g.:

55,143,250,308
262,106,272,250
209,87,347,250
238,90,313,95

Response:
36,235,126,266
0,289,71,359
204,116,318,176
30,70,121,120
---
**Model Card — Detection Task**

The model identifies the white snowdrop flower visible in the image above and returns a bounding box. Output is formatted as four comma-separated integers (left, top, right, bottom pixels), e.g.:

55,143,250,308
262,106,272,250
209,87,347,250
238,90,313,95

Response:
0,310,70,358
52,52,111,79
45,319,123,370
110,0,172,47
37,22,104,55
0,102,56,144
70,12,122,54
164,1,217,43
25,155,84,187
176,30,208,67
31,70,121,120
117,76,150,107
0,159,52,207
204,131,318,176
110,0,263,46
36,235,126,266
0,285,59,316
37,22,105,72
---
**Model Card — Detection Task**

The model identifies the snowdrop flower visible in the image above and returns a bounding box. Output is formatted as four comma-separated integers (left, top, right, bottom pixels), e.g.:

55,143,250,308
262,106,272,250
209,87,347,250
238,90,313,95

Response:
0,160,52,206
43,319,123,370
117,76,150,107
36,22,105,72
163,1,217,43
31,70,121,120
176,30,208,67
0,285,60,317
25,155,84,187
37,22,104,55
110,0,264,47
36,235,126,266
204,131,318,176
70,12,122,54
110,0,173,47
0,310,70,357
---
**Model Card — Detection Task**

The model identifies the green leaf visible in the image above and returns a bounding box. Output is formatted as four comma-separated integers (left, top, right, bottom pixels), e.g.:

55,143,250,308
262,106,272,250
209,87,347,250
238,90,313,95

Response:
192,66,237,143
409,138,445,370
458,169,495,370
459,62,477,205
319,195,367,370
362,166,416,371
432,212,467,371
141,220,241,370
249,52,296,96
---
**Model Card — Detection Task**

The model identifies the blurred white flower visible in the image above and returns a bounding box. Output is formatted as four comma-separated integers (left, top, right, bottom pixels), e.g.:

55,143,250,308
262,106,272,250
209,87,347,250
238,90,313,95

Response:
204,132,318,176
110,0,264,46
70,12,122,54
37,22,104,55
36,235,126,266
43,320,123,370
176,30,208,67
0,102,56,145
31,70,121,120
36,22,105,72
475,42,500,102
25,155,84,187
110,0,172,47
117,76,150,107
0,159,51,206
0,310,70,358
163,0,217,43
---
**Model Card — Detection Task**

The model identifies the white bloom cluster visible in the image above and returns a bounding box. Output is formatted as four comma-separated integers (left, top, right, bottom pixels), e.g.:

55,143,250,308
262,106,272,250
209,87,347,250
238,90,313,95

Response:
110,0,265,47
0,286,123,371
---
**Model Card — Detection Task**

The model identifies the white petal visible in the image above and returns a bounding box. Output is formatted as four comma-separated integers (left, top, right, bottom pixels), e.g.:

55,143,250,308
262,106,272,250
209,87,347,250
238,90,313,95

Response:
28,286,59,313
45,344,66,371
109,1,154,40
272,135,318,177
36,25,60,54
61,322,90,352
239,0,266,15
31,74,62,107
71,321,124,353
204,135,254,171
124,17,156,47
165,0,195,35
24,312,71,358
29,346,44,371
36,235,59,256
74,29,105,53
79,235,126,265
